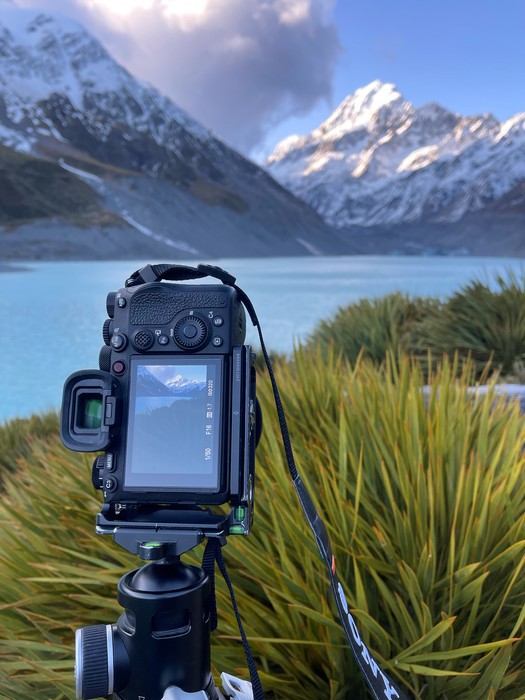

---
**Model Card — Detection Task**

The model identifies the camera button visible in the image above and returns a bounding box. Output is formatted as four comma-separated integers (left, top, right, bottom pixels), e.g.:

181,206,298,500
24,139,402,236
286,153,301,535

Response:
92,456,105,490
183,324,198,339
104,477,117,492
112,360,126,375
213,316,224,327
104,397,115,424
158,335,169,345
173,315,207,348
212,336,223,347
110,333,127,351
117,297,127,308
105,453,116,472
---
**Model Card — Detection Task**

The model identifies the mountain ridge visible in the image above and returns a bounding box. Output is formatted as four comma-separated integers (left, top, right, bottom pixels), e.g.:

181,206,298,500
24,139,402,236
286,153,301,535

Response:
0,4,522,259
0,4,351,260
266,80,525,235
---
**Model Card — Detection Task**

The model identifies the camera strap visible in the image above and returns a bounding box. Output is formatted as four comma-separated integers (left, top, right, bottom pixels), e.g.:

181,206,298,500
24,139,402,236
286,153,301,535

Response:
202,537,265,700
126,264,409,700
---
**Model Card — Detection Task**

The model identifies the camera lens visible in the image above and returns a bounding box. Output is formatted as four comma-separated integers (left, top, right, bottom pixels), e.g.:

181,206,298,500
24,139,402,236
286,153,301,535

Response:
78,394,103,430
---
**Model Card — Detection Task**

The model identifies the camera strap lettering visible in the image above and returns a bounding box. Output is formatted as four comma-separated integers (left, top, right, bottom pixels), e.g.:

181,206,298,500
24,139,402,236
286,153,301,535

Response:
126,264,409,700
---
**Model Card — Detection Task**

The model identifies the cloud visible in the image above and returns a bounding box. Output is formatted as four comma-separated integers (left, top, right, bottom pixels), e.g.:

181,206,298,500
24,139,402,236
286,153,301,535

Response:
15,0,341,155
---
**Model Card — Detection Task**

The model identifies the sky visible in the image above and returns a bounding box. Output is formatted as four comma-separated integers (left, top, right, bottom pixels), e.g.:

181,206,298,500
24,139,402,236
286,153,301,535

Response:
11,0,525,161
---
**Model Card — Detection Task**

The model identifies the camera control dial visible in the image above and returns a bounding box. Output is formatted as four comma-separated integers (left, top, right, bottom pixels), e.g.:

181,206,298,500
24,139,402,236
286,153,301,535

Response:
106,292,116,318
102,319,113,346
173,315,208,349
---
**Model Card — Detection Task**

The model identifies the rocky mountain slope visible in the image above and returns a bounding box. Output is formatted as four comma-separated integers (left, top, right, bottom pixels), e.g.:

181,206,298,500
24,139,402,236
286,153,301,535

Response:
266,81,525,248
0,2,350,260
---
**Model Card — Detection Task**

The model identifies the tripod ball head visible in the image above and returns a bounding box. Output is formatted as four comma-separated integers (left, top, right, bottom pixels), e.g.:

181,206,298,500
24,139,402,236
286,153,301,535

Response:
75,558,215,699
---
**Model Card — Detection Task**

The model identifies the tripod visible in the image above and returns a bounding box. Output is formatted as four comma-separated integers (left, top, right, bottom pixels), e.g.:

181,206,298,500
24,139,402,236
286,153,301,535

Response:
75,550,254,700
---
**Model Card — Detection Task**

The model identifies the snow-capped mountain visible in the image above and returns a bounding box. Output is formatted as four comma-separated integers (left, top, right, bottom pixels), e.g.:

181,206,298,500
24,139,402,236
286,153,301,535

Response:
0,2,348,260
165,374,206,394
266,80,525,230
0,2,211,167
137,366,170,397
137,366,205,397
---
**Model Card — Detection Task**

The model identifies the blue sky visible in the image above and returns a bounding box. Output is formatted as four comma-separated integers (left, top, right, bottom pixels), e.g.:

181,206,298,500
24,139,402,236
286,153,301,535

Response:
15,0,525,160
261,0,525,158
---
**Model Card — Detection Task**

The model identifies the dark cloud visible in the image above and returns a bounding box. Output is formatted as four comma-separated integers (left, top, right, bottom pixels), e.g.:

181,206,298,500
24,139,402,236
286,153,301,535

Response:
16,0,341,154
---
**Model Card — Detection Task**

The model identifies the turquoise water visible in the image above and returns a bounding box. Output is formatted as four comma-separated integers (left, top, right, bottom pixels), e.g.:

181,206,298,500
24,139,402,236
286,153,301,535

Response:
1,255,523,422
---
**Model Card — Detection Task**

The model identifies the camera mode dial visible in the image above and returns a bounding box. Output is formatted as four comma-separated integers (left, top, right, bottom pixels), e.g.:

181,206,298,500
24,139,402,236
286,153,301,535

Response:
173,315,208,349
102,319,113,345
106,292,116,318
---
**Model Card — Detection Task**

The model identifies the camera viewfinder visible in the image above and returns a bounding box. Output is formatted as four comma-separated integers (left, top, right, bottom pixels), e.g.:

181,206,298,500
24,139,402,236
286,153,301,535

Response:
76,393,103,430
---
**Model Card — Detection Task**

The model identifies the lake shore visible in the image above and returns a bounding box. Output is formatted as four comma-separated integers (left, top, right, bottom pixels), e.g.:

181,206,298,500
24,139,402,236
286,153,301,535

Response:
0,263,31,273
2,255,524,423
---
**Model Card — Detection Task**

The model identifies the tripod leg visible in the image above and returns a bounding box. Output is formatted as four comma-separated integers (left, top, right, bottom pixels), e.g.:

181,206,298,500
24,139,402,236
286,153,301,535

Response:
159,673,254,700
221,673,254,700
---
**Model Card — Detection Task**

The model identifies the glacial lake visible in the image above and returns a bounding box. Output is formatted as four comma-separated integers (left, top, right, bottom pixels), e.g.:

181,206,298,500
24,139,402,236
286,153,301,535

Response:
1,255,524,423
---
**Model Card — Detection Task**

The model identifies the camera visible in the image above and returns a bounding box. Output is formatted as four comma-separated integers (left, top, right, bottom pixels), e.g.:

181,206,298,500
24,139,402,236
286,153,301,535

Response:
61,269,259,558
60,264,406,700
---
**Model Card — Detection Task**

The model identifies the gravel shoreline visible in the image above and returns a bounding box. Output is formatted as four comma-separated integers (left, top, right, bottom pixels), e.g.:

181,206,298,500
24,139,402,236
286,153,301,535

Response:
0,263,32,273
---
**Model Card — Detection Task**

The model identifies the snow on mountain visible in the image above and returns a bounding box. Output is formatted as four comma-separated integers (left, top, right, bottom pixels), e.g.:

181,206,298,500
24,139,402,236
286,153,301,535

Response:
137,366,205,397
0,121,34,152
313,80,408,139
137,366,171,397
0,3,349,260
266,80,525,228
165,374,206,394
0,3,212,160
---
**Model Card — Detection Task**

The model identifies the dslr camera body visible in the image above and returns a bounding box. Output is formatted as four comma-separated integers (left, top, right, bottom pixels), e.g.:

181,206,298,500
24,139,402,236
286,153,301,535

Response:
61,265,258,557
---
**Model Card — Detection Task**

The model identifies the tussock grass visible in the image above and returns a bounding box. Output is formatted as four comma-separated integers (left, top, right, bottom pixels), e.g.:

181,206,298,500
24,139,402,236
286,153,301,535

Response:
308,292,437,366
408,272,525,378
0,412,59,482
308,271,525,382
0,354,523,698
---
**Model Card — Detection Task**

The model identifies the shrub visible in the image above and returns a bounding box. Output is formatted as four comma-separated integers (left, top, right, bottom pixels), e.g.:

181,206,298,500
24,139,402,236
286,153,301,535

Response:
307,272,525,382
403,272,525,379
0,411,59,482
0,353,523,699
307,292,439,366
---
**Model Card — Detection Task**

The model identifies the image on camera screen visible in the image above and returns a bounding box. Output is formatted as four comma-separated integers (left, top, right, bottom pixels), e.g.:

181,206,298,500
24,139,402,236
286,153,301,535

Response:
124,357,222,491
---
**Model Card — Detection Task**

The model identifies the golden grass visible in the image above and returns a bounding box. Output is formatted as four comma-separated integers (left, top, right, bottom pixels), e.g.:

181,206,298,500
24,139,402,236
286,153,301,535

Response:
0,353,523,699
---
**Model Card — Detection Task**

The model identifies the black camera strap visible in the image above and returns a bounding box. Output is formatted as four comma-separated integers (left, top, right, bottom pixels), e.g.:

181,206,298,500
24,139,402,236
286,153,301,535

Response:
202,537,265,700
127,264,409,700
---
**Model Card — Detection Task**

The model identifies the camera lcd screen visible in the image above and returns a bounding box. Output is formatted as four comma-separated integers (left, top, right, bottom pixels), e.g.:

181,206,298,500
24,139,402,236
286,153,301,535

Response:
124,357,223,491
